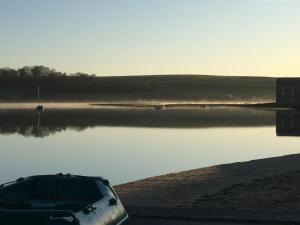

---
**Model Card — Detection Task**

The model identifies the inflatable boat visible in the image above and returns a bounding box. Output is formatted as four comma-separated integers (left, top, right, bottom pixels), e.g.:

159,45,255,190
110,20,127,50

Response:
0,174,128,225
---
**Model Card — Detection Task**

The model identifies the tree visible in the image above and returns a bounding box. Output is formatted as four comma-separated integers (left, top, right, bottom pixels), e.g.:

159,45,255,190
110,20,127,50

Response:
0,68,18,78
32,65,51,78
18,66,32,78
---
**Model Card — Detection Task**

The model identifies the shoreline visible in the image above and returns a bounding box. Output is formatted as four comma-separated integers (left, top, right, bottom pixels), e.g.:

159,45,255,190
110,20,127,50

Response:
0,101,286,110
115,154,300,223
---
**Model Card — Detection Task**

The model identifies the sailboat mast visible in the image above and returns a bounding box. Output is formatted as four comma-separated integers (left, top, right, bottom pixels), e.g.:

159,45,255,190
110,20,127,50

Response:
36,81,44,112
37,83,40,100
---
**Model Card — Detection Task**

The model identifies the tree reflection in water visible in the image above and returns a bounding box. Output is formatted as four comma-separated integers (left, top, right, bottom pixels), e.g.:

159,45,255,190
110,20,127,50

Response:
0,107,275,138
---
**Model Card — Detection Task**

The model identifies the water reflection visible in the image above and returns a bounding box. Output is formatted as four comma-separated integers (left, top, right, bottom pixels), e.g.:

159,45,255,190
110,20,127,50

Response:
0,107,275,137
1,107,300,185
276,110,300,136
2,107,300,138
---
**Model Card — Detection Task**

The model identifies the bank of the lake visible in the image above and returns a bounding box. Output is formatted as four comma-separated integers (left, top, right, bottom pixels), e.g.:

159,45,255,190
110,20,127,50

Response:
115,154,300,224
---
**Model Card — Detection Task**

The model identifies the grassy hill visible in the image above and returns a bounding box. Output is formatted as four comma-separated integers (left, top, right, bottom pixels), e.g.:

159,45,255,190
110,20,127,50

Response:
0,74,275,103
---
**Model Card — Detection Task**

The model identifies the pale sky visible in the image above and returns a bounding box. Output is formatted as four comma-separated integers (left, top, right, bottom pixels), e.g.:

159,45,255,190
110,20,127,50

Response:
0,0,299,76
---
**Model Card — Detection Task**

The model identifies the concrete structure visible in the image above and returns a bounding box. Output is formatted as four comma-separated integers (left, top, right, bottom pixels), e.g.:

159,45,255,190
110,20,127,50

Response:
276,78,300,108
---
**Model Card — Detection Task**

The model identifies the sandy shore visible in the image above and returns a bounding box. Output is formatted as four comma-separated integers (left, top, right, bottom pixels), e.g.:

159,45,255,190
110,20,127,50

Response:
115,154,300,223
122,216,293,225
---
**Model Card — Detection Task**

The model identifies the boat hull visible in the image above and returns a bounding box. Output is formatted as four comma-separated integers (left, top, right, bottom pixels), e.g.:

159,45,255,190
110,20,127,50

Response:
0,174,128,225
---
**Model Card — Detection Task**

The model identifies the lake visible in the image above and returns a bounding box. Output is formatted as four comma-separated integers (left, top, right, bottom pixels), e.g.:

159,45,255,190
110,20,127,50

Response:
0,106,299,185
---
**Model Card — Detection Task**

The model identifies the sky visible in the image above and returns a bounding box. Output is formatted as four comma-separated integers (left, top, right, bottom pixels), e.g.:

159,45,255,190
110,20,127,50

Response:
0,0,299,76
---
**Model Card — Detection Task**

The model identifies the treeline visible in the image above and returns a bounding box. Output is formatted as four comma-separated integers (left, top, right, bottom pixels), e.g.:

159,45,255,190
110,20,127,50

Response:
0,66,276,102
0,66,156,101
0,66,114,101
0,66,96,78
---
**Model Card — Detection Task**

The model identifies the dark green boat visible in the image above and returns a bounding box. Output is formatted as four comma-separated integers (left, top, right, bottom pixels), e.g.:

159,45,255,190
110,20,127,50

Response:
0,174,128,225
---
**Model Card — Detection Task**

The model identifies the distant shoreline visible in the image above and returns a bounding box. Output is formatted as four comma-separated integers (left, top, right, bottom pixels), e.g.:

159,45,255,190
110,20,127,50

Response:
0,101,292,111
0,101,282,110
91,102,280,109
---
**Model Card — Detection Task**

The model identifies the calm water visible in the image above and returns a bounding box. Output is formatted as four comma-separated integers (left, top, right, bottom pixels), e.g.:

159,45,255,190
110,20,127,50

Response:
0,107,299,185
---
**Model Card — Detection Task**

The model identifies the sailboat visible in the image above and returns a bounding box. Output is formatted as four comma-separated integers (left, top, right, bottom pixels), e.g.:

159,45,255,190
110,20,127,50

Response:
36,83,44,112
